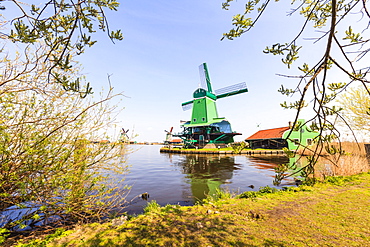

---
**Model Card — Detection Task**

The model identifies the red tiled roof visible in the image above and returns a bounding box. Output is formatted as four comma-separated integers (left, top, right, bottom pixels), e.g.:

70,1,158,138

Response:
170,139,183,143
246,127,290,140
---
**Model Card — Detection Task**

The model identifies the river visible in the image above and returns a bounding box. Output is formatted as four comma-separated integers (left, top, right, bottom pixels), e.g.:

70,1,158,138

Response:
123,145,296,214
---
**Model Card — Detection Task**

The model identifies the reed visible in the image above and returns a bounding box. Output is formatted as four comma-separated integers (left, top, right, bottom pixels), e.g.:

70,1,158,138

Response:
313,142,370,178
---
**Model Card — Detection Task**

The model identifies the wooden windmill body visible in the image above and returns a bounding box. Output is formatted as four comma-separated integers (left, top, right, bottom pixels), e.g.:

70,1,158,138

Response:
176,63,248,148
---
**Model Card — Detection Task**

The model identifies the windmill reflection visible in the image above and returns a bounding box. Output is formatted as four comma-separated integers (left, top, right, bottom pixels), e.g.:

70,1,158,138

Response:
164,153,242,202
162,152,304,203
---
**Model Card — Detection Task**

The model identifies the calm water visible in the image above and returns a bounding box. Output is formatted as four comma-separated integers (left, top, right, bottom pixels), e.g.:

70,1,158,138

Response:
0,144,297,229
123,145,295,214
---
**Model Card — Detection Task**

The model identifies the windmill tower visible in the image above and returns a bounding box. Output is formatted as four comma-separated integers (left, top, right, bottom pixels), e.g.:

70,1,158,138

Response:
176,63,248,148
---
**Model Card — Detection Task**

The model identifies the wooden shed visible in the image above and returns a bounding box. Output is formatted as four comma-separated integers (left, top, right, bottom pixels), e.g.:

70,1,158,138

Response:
245,120,319,150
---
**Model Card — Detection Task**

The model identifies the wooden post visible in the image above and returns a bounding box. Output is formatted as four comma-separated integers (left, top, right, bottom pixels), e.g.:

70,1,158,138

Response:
365,144,370,163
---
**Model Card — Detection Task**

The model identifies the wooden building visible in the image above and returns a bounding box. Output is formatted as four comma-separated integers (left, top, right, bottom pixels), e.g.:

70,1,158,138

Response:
245,120,319,150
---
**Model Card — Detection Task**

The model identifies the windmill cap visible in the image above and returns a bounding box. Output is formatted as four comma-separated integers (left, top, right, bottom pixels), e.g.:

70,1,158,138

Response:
193,88,216,100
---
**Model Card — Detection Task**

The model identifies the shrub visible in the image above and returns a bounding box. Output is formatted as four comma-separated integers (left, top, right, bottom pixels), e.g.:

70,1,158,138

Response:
144,201,161,214
0,43,128,231
230,142,247,154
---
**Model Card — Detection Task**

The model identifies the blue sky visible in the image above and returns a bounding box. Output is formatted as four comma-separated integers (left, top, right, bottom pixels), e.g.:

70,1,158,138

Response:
76,0,316,142
2,1,368,142
3,0,330,142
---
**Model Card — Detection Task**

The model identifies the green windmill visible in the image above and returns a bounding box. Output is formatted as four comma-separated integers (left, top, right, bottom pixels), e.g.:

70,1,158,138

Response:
176,63,248,148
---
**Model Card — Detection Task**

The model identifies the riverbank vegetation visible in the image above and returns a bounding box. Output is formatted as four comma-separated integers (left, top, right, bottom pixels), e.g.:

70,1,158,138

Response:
0,0,129,237
0,43,128,233
0,42,127,231
313,142,370,177
9,172,370,246
290,142,370,179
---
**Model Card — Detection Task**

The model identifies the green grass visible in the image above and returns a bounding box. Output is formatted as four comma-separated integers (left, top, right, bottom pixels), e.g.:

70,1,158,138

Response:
12,173,370,247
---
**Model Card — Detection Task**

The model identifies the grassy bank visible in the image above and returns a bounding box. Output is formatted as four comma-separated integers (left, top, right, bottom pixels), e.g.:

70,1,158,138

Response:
13,173,370,246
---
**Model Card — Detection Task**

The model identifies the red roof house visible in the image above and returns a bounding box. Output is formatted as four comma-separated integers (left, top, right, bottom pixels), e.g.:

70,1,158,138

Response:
245,120,319,150
245,127,290,149
246,127,290,140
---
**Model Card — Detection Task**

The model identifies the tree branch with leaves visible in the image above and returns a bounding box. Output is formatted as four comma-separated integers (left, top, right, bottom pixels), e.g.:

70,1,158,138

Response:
1,0,123,96
222,0,370,182
0,41,128,231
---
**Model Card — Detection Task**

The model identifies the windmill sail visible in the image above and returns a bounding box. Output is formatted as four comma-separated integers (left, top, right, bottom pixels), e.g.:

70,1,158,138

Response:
182,101,193,111
215,82,248,99
182,63,247,111
199,63,213,93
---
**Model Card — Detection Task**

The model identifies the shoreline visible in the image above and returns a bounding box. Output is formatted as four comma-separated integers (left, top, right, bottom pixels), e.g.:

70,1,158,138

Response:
17,172,370,247
160,147,287,155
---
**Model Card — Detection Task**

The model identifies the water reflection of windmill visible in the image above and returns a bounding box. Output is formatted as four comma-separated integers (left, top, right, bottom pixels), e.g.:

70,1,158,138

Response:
168,153,241,202
176,63,248,148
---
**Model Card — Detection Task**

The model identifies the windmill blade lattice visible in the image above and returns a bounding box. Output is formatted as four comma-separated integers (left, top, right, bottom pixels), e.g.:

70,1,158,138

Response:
182,102,193,111
215,82,247,99
199,64,207,90
198,63,212,92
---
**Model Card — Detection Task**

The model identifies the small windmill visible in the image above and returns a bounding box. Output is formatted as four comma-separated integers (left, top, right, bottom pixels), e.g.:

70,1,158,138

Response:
164,127,174,144
176,63,248,148
120,128,130,143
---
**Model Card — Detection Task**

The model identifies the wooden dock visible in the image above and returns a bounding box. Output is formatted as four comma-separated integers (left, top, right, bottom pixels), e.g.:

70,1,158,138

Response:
160,147,287,155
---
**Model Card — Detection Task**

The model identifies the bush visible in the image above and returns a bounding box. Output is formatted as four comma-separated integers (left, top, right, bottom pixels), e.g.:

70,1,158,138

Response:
144,201,161,214
0,43,128,231
0,228,9,244
238,186,279,199
230,142,247,154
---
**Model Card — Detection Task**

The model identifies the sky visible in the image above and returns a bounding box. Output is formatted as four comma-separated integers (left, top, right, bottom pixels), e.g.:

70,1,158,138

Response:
3,0,358,142
75,0,314,142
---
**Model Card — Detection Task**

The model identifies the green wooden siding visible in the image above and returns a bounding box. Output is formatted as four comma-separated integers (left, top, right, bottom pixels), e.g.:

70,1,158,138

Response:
283,120,319,150
190,97,218,125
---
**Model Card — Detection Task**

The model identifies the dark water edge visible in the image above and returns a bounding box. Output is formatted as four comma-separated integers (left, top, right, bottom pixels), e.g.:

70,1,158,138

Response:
122,145,296,215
